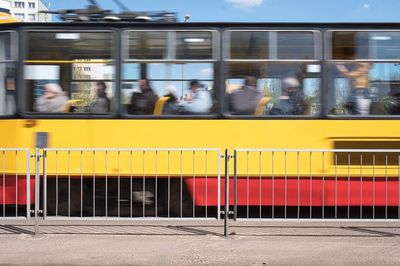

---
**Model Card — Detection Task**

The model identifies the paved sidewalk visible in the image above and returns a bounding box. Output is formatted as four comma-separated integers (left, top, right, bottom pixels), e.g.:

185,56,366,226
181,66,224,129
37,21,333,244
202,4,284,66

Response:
0,220,400,265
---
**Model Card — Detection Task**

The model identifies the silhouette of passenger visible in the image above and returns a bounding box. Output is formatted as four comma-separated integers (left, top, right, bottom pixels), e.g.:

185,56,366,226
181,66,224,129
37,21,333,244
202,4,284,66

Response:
129,79,159,115
91,81,110,113
34,83,69,113
180,80,212,114
229,76,262,115
336,63,371,115
270,78,304,115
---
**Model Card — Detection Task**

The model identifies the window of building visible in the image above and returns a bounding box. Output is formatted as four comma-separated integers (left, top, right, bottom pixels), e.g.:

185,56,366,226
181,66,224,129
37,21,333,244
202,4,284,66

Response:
14,13,24,20
28,2,35,8
28,14,35,21
24,31,115,114
84,67,91,71
14,1,25,8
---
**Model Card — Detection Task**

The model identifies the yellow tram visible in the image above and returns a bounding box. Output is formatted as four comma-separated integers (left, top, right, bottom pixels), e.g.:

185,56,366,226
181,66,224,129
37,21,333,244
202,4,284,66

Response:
1,21,400,218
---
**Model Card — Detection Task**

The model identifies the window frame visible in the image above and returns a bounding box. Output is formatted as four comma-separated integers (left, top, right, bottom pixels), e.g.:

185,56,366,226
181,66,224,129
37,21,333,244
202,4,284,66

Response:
0,30,18,118
20,28,119,118
120,28,221,119
222,28,323,119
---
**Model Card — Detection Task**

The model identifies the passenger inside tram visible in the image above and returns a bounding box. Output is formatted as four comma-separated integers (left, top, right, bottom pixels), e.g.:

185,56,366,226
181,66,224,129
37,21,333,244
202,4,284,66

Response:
91,81,110,113
34,83,69,113
128,79,159,115
269,77,304,115
336,62,371,115
178,79,212,114
229,76,262,115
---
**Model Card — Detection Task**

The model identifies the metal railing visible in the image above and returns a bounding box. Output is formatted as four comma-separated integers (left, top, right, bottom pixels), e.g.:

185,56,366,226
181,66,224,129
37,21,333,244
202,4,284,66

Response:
41,148,222,220
3,147,400,237
0,148,31,219
232,149,400,221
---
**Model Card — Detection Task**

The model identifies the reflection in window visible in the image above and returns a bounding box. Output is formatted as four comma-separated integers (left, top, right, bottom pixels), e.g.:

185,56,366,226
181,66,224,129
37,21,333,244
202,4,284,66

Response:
225,62,321,116
331,31,400,60
327,62,400,115
230,31,269,59
277,32,315,59
176,31,213,60
127,31,168,60
228,31,317,60
25,31,114,114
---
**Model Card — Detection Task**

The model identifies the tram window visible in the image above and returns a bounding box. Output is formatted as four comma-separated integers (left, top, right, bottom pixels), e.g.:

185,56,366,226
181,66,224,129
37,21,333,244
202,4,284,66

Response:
121,63,215,115
327,62,400,116
0,32,16,116
127,31,168,60
277,32,315,59
24,31,115,114
122,30,218,116
229,31,269,59
224,62,321,116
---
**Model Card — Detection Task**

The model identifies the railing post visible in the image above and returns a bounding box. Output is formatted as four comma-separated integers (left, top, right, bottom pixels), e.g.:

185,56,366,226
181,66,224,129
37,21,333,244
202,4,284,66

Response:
224,149,229,237
233,149,237,221
34,148,40,236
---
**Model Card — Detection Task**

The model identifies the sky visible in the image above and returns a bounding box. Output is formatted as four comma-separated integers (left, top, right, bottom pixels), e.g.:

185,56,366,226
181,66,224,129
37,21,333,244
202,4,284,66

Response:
47,0,400,23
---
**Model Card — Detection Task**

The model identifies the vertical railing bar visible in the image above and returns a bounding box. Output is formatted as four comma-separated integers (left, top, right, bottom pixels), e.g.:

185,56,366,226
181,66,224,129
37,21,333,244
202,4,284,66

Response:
26,150,31,219
155,151,158,218
259,151,262,219
130,151,133,218
2,151,5,218
142,151,145,218
347,153,350,219
322,152,325,219
205,151,208,219
335,153,337,219
398,153,400,220
297,152,300,219
284,151,287,219
246,151,249,219
272,151,275,219
93,151,95,217
68,150,71,218
310,152,312,219
385,153,388,220
80,151,83,218
15,151,18,217
167,151,170,218
224,149,229,237
34,148,40,235
118,150,121,218
105,151,108,218
217,150,221,220
180,150,183,218
42,150,47,219
233,150,237,221
56,151,59,217
192,150,195,218
373,154,376,220
360,154,363,219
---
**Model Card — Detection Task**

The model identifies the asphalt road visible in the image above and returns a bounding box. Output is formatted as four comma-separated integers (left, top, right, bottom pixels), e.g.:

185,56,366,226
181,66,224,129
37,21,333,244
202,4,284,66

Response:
0,220,399,265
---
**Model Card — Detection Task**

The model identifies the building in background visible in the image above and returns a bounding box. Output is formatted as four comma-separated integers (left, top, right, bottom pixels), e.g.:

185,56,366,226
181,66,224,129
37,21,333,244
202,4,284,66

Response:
0,0,11,14
9,0,51,22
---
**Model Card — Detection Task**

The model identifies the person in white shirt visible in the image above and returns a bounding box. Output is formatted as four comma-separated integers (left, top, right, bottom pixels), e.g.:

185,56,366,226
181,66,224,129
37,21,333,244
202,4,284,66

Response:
180,80,212,114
